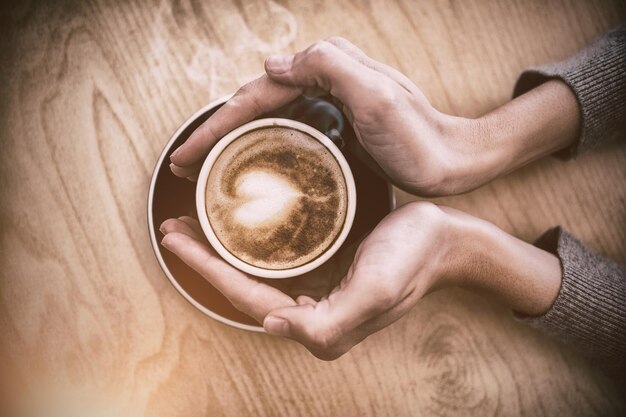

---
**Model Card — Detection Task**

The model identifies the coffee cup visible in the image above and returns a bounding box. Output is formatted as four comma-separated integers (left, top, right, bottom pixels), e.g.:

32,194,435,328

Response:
196,118,357,279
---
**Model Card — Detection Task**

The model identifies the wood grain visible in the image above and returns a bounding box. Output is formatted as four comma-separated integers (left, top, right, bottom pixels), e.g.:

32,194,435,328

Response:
1,0,625,416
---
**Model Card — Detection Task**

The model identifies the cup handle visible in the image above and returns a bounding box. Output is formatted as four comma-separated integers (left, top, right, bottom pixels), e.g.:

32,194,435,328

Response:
325,127,345,150
266,95,390,181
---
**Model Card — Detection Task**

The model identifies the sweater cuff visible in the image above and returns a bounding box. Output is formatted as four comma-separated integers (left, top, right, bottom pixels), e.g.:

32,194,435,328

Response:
522,227,626,375
513,24,626,159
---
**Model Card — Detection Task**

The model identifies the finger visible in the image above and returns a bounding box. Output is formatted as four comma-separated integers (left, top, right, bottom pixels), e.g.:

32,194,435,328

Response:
161,232,295,322
177,216,204,238
296,295,317,305
319,290,417,359
264,41,392,113
159,218,202,240
270,282,416,361
169,75,301,169
324,37,419,94
169,161,203,179
263,265,396,349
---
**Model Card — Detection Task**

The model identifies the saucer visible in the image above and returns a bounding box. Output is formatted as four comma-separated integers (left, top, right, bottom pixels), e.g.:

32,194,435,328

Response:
147,95,395,332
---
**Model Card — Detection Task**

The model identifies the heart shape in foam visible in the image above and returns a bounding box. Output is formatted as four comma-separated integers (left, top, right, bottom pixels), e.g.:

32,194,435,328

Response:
233,170,301,228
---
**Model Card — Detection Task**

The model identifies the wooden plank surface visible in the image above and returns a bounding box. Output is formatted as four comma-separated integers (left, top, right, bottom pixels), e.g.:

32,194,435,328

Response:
1,0,625,416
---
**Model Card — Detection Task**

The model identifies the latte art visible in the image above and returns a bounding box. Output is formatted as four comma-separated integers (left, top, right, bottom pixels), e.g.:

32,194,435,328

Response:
206,127,348,270
232,170,301,228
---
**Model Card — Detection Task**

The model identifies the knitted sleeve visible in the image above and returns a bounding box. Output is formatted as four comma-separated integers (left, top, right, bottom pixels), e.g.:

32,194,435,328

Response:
523,228,626,375
514,25,626,376
513,24,626,158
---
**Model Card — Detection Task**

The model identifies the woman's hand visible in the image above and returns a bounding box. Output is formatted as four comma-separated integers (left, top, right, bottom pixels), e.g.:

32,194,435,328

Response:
169,38,579,196
160,202,453,359
160,201,562,360
258,202,453,360
167,38,468,195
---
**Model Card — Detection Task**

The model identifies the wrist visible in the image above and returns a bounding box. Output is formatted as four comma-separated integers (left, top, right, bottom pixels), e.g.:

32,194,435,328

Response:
428,79,580,196
422,113,498,196
435,206,562,316
422,204,475,290
432,206,484,287
475,79,580,177
396,202,462,293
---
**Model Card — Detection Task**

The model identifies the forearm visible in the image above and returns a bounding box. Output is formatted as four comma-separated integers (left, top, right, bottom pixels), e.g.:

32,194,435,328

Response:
441,206,562,316
475,79,581,179
473,24,626,179
431,79,580,195
431,205,626,374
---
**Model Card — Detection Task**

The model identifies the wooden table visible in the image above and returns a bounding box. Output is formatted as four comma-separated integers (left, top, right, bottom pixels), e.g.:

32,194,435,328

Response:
1,1,625,416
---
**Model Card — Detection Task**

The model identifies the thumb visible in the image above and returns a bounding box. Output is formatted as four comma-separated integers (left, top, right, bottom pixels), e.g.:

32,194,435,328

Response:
263,303,346,357
263,271,394,352
263,304,311,338
264,41,387,112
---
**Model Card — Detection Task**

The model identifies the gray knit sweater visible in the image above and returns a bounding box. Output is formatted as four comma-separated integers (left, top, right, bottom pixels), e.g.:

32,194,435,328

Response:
513,24,626,375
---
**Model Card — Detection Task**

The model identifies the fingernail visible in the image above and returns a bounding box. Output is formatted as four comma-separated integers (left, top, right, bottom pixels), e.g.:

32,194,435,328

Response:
159,223,166,235
160,236,170,249
170,148,181,161
264,316,289,336
265,54,293,74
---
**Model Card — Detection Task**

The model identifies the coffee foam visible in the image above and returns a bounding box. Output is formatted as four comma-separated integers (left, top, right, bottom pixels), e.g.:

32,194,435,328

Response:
232,170,301,228
206,126,347,270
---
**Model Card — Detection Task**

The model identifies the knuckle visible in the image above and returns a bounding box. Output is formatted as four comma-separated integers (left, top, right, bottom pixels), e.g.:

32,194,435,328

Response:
229,295,247,314
246,281,266,305
234,81,253,97
405,200,441,220
231,81,264,115
229,281,259,314
402,201,446,234
324,36,349,46
224,289,243,312
306,40,335,61
377,79,401,104
303,322,342,351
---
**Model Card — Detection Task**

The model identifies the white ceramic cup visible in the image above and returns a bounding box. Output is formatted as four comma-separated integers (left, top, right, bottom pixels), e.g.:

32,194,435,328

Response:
196,118,357,279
